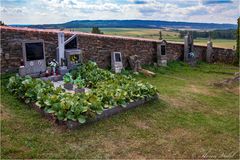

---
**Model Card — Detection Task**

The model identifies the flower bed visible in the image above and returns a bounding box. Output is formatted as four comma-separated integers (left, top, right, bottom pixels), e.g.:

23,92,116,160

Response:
7,61,158,127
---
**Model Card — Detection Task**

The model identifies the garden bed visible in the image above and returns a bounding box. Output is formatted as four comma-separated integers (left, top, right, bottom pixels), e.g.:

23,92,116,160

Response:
7,61,158,128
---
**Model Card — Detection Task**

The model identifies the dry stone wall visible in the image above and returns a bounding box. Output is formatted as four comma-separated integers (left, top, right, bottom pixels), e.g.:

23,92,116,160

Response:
0,26,237,72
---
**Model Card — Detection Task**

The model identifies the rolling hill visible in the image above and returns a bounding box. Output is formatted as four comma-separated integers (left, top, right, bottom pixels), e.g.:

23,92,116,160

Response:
12,20,237,30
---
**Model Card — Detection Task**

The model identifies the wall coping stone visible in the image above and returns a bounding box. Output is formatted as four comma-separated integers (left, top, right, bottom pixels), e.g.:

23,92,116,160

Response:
0,26,162,43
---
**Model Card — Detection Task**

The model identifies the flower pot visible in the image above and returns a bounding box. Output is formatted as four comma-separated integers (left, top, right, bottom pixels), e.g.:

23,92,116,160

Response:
46,67,51,75
19,66,26,77
64,83,73,90
59,66,69,75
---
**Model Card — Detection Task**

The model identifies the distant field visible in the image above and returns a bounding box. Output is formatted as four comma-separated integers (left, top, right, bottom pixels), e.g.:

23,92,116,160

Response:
71,28,236,49
194,39,236,49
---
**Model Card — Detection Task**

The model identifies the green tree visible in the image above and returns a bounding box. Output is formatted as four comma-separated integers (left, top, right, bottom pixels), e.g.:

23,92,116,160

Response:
0,21,5,26
159,30,162,40
237,17,240,64
91,27,103,34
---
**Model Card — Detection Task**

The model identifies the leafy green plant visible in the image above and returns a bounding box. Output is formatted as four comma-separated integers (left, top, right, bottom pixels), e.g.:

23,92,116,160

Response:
63,73,74,84
74,75,85,88
70,61,114,87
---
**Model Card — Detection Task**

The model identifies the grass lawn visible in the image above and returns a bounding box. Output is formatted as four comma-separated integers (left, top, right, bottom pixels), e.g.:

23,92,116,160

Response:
71,28,236,49
0,61,239,159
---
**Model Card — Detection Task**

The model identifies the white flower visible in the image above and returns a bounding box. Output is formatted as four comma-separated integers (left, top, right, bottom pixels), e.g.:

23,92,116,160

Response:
49,59,59,67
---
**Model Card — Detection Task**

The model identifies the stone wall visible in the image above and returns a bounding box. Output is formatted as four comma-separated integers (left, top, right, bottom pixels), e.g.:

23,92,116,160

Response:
210,47,236,63
1,27,59,72
0,26,237,72
76,33,158,69
166,42,184,61
166,42,237,63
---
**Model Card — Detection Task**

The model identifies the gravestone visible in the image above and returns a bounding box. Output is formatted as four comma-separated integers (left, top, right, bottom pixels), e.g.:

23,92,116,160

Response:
57,34,82,70
157,40,167,66
184,33,194,62
128,55,156,76
58,32,65,65
129,55,141,72
184,33,197,66
65,49,82,69
19,40,46,77
111,52,123,73
57,32,69,75
206,36,213,63
65,35,82,69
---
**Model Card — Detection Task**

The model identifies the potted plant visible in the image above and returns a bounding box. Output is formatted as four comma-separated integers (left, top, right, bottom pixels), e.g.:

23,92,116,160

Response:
63,73,74,90
74,75,86,93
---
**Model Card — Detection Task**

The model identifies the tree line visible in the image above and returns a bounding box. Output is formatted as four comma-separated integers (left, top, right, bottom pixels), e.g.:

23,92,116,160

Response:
179,29,236,39
0,21,5,26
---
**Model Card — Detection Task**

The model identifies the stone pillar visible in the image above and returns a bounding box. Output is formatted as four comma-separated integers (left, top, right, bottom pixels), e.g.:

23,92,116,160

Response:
184,35,189,62
206,37,213,63
58,32,65,65
184,33,194,62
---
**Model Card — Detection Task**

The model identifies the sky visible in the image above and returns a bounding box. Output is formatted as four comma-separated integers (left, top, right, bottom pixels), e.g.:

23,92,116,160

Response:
0,0,239,25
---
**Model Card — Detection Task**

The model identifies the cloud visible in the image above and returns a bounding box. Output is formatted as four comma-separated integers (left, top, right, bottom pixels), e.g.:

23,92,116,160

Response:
0,0,238,24
1,8,7,13
68,0,77,6
1,7,25,15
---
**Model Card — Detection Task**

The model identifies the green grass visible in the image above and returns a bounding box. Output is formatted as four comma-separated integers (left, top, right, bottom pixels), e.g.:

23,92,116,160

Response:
71,28,235,49
1,62,239,159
